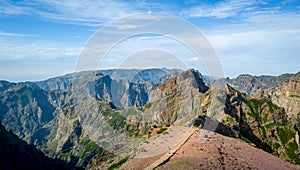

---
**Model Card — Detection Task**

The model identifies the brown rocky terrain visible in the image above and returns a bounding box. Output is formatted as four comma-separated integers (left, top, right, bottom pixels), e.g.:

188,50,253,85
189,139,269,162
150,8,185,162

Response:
271,76,300,118
143,68,208,124
157,129,300,170
122,129,300,170
122,70,300,169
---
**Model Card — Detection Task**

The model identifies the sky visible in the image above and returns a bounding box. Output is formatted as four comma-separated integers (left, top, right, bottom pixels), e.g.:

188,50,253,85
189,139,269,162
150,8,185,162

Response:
0,0,299,82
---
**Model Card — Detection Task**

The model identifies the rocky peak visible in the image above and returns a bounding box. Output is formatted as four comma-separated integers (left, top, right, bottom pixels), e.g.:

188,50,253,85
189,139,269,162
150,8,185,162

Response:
0,80,14,92
226,84,238,97
154,69,209,96
284,77,300,93
271,76,300,118
175,68,209,93
146,69,209,124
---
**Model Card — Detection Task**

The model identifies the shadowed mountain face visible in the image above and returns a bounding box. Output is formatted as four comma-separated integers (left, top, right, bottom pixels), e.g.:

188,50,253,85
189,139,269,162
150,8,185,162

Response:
0,121,76,170
0,82,55,139
0,68,184,168
0,68,182,139
1,68,300,169
92,74,151,108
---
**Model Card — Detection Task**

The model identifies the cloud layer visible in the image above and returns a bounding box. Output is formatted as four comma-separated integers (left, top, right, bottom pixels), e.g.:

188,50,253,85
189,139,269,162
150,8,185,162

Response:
0,0,299,80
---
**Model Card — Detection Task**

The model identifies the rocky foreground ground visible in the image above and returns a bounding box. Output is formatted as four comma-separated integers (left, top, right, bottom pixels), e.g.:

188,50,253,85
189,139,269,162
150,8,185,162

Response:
124,129,300,170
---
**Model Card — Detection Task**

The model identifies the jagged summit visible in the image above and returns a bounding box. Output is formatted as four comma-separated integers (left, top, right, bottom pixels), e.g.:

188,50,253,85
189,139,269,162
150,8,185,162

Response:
146,69,209,124
176,68,209,93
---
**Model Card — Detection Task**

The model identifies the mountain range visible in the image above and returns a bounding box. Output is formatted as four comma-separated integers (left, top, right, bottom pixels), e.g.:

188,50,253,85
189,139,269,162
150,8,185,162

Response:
0,68,300,169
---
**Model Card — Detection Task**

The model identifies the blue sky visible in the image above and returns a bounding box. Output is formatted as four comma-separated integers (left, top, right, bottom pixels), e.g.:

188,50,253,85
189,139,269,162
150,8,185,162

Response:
0,0,299,82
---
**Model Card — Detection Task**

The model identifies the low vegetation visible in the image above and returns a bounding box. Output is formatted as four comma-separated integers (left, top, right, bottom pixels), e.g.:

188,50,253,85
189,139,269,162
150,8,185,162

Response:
108,157,129,170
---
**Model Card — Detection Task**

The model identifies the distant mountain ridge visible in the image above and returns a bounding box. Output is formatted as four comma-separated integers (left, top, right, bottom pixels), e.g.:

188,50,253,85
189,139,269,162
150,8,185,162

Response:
35,68,183,91
224,71,300,96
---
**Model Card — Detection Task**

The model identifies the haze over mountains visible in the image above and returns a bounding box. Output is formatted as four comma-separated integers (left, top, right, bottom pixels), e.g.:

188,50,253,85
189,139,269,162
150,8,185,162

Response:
0,68,300,169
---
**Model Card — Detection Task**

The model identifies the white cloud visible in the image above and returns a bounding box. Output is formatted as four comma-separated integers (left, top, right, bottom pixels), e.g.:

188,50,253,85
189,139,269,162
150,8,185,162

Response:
0,31,37,37
108,24,145,30
0,0,178,26
188,56,200,61
0,0,138,26
181,0,260,18
117,49,188,70
204,11,300,76
209,29,300,58
0,1,30,15
0,43,81,60
75,34,197,71
103,34,194,61
0,0,299,78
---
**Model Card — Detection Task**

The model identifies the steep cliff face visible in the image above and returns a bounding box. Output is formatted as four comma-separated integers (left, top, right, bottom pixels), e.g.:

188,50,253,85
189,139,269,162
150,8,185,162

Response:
0,69,177,168
0,82,55,139
271,77,300,118
32,99,116,168
32,97,143,168
222,84,300,164
0,121,74,170
92,74,151,108
144,69,209,124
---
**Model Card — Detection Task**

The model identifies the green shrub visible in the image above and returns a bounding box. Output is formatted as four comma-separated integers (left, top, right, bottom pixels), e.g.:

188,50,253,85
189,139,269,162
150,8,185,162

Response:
145,102,152,109
157,127,167,134
278,127,295,144
286,141,300,164
108,157,129,170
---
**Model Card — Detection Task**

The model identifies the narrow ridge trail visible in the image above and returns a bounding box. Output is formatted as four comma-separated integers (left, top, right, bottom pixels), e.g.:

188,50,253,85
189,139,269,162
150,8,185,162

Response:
144,127,197,170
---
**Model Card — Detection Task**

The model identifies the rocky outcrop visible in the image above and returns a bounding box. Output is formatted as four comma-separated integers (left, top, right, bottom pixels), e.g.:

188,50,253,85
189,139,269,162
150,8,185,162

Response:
144,69,208,124
271,77,300,118
92,74,151,108
222,84,300,164
0,82,55,139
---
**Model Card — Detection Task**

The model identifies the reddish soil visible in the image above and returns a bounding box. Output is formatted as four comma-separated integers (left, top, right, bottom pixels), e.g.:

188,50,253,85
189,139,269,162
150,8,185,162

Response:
123,153,164,170
124,129,300,170
157,130,300,170
135,126,189,158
